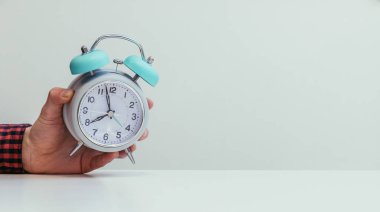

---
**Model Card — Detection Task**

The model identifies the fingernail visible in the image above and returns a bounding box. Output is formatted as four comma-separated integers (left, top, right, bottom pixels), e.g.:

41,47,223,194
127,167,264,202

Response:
61,90,73,98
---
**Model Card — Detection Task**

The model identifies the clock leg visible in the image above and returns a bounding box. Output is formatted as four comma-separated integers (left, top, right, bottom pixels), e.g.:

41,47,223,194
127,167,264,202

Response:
69,141,84,156
126,148,135,164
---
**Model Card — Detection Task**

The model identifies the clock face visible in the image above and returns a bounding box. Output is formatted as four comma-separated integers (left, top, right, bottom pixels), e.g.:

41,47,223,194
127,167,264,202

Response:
78,81,144,147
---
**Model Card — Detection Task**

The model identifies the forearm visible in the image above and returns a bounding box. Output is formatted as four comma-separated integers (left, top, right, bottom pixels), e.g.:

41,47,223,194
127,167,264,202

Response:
0,124,31,173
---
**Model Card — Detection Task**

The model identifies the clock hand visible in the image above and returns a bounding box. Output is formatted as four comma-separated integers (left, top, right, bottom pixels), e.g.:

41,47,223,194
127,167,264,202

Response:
90,114,108,124
112,115,123,128
105,84,111,111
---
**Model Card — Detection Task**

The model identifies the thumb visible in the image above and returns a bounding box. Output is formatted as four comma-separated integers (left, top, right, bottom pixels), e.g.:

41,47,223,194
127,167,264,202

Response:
84,152,119,173
39,87,74,124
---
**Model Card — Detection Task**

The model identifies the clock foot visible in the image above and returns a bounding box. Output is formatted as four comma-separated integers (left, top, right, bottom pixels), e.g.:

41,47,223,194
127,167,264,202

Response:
69,142,84,156
126,148,135,164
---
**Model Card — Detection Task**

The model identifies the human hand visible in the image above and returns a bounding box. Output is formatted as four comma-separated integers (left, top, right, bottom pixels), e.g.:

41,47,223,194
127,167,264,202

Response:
22,87,153,174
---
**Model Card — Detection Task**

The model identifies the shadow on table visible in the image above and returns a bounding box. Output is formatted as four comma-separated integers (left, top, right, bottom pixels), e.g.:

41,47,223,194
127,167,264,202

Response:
10,170,150,179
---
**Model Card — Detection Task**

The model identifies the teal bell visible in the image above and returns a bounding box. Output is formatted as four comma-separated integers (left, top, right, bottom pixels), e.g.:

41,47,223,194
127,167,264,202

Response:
70,49,109,75
124,55,159,86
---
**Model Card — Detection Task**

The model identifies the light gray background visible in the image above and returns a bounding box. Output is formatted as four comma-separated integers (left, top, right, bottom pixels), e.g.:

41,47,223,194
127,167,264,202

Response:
1,0,380,169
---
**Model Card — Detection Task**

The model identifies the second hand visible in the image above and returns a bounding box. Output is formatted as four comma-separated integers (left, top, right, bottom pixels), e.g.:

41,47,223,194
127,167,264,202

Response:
113,115,123,128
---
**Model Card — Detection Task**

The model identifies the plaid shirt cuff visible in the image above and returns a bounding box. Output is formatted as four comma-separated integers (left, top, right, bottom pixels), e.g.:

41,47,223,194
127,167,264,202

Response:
0,124,31,173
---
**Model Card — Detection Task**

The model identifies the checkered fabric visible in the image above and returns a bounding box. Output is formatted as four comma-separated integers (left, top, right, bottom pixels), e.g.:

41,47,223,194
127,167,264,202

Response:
0,124,31,173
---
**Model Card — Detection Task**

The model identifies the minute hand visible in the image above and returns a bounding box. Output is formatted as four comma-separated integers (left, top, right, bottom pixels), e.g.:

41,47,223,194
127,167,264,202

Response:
105,85,111,111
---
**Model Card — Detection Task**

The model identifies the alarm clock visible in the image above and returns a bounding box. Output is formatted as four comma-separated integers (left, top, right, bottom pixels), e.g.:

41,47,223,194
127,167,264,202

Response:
63,34,159,164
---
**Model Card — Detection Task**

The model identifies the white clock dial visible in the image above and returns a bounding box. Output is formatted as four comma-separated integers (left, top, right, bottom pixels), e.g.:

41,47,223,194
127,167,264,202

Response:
78,81,144,147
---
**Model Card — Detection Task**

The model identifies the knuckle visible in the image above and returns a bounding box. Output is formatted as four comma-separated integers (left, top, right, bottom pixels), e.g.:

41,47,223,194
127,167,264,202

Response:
48,87,60,96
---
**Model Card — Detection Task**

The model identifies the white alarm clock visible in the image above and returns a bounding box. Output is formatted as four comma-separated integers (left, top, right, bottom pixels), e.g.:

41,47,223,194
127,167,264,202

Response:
63,34,159,164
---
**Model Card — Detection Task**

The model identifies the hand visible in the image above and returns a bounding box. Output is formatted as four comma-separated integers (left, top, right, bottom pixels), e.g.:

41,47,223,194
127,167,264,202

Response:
22,87,154,174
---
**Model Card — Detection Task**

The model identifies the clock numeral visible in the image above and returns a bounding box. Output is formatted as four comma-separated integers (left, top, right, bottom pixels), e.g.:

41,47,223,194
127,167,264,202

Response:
98,88,104,95
92,129,98,136
124,92,127,98
131,113,137,120
103,133,108,140
116,132,121,139
109,87,116,93
83,107,88,114
129,102,135,108
85,119,90,126
125,125,130,131
88,96,95,103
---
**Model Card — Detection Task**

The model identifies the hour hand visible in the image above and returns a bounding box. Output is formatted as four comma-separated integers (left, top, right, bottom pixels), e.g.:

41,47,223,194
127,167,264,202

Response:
90,114,108,124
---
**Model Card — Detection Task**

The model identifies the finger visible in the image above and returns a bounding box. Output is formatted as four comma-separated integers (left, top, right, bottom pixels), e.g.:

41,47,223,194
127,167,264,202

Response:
118,144,136,159
39,88,74,123
147,98,154,110
138,129,149,141
118,150,128,159
118,144,137,158
85,152,119,173
129,144,137,152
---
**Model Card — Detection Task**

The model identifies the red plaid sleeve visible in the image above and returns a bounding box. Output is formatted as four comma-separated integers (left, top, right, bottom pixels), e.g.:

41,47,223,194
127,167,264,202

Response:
0,124,31,173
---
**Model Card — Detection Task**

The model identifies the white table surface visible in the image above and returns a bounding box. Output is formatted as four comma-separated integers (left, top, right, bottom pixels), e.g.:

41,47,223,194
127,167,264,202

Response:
1,170,380,212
